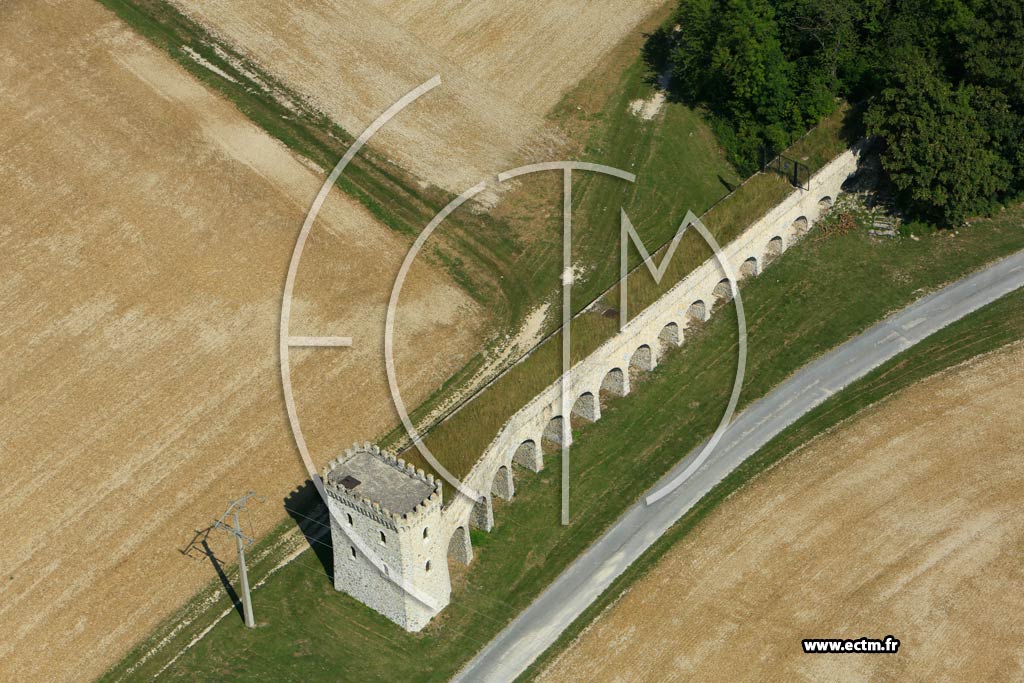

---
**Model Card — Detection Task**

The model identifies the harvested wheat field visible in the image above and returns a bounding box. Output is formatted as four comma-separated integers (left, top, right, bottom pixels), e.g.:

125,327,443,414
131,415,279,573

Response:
0,1,482,681
540,342,1024,683
173,0,670,196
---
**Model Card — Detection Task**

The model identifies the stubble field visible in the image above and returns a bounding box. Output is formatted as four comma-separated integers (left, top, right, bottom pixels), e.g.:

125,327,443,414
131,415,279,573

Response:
0,1,483,680
171,0,670,196
539,342,1024,682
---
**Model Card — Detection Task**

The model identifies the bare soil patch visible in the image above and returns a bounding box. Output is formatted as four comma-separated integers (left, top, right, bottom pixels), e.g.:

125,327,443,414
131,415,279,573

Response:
0,2,481,681
172,0,670,196
539,343,1024,682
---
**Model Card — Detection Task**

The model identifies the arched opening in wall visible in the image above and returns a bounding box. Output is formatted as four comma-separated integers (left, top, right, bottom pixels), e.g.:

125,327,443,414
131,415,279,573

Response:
599,367,627,406
687,300,706,324
571,391,598,427
712,278,733,305
791,215,809,237
447,525,472,566
739,256,758,279
471,496,493,531
766,236,784,262
542,415,567,449
629,344,654,384
818,196,833,212
658,322,681,357
491,464,514,500
512,439,542,472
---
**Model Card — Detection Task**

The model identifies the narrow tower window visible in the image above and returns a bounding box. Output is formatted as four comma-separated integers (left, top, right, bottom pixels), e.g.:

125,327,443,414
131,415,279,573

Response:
379,530,386,545
425,560,431,572
346,513,353,526
422,526,429,539
350,546,356,560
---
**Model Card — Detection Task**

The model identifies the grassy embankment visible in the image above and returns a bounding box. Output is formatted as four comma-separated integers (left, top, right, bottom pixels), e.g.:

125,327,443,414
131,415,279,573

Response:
105,190,1024,681
96,0,503,303
96,0,739,420
96,0,854,481
396,101,854,476
520,269,1024,682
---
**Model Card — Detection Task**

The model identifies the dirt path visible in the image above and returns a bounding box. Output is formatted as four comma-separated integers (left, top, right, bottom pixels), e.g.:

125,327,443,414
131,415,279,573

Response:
0,2,482,681
172,0,669,198
539,342,1024,682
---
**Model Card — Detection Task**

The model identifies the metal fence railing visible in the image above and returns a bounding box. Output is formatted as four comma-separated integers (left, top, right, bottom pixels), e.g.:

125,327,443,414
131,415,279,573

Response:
761,147,810,190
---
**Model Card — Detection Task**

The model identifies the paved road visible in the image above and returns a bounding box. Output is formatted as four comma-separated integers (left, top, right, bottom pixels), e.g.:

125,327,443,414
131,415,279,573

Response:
452,250,1024,683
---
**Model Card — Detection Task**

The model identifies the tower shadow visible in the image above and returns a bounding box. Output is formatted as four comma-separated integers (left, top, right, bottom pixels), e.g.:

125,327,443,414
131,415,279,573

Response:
284,479,333,581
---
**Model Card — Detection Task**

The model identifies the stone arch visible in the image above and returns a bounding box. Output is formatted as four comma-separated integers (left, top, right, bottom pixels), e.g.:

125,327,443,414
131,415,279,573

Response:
512,439,542,472
818,195,833,211
712,277,733,303
791,215,809,236
542,414,568,447
658,321,681,348
766,236,784,261
600,367,628,403
491,465,514,500
471,496,493,531
687,300,707,323
571,391,599,423
629,344,655,374
448,525,472,565
739,256,758,279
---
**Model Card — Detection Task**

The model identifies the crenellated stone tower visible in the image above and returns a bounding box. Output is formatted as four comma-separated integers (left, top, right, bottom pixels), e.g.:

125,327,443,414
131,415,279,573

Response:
318,150,860,631
324,442,450,631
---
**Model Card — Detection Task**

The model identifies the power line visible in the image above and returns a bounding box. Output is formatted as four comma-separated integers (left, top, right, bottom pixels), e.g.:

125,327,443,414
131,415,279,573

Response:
283,505,332,531
300,533,335,552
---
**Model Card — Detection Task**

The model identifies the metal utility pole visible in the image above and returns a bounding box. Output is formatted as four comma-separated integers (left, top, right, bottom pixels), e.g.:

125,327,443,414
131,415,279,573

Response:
214,491,264,628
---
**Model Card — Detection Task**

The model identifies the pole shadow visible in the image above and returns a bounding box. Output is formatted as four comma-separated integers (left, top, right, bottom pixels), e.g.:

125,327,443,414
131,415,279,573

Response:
180,527,245,622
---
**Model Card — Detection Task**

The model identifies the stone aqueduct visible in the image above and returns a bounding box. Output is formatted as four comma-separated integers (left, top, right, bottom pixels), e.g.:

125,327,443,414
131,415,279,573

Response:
437,148,861,569
326,148,861,629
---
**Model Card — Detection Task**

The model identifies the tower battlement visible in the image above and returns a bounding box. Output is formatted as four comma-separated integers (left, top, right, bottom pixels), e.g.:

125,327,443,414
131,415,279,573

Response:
324,442,441,529
325,441,450,631
320,147,862,635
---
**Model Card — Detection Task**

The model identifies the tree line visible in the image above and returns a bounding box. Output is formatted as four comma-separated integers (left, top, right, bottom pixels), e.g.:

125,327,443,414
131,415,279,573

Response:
649,0,1024,225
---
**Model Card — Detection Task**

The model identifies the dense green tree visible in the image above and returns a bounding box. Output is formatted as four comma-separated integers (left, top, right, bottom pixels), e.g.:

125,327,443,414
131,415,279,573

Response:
864,51,1011,224
775,0,881,87
945,0,1024,187
670,0,809,171
667,0,715,103
657,0,1024,225
709,0,793,119
948,0,1024,102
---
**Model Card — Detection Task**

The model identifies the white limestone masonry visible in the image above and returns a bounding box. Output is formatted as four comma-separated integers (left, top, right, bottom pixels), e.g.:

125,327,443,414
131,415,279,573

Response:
325,443,450,631
329,147,861,631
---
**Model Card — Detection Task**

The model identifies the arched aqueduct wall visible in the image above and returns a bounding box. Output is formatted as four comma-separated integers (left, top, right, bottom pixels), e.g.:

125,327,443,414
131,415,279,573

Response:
441,148,860,564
